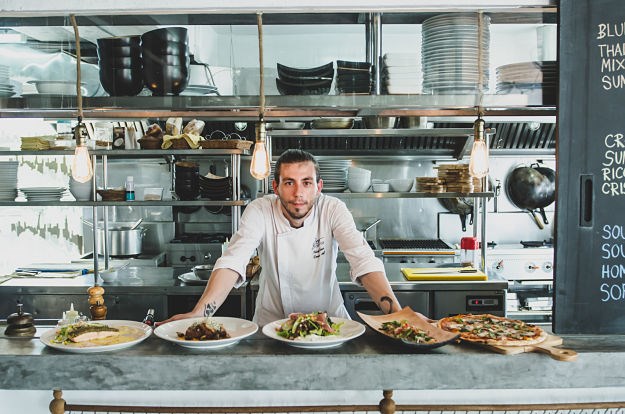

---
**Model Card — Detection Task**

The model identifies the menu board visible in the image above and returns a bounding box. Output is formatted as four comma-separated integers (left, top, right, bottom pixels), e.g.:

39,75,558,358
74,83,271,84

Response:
555,0,625,333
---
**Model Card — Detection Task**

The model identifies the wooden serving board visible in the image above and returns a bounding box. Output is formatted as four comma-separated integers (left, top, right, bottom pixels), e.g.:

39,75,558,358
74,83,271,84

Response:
476,333,578,361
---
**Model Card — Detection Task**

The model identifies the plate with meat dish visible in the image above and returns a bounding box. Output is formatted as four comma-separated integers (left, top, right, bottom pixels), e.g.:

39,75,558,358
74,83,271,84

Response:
357,307,459,349
153,317,258,349
262,312,365,349
39,320,152,353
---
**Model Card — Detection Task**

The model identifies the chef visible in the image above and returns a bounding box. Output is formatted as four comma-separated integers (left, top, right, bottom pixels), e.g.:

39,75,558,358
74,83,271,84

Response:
159,149,401,327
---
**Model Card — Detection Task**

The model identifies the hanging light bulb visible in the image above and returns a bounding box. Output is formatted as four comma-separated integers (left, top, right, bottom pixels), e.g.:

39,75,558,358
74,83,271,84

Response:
250,117,270,180
469,115,489,179
71,119,93,183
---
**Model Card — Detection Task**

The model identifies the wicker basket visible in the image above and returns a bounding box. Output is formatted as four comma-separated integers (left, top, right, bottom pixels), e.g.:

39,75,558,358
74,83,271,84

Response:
137,137,163,149
200,139,253,150
97,188,126,201
169,138,192,149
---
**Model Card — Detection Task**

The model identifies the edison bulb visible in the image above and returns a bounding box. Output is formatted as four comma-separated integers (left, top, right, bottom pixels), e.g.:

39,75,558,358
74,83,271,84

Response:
469,139,489,179
72,145,93,183
250,140,270,180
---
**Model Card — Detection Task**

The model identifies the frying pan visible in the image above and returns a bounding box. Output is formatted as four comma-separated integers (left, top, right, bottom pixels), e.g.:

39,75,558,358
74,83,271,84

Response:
439,197,474,232
506,163,555,229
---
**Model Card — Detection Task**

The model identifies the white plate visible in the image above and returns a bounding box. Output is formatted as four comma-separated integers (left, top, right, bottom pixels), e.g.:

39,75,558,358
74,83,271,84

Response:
178,271,207,285
40,320,152,353
262,317,365,349
154,317,258,349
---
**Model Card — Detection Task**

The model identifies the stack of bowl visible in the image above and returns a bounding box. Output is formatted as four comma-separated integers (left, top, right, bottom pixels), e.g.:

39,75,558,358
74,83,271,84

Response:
276,62,334,95
141,27,190,96
174,161,199,200
347,166,372,193
97,36,144,96
336,60,372,94
199,174,233,200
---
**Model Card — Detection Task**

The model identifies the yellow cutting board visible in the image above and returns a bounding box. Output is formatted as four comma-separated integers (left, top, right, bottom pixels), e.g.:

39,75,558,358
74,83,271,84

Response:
401,267,488,281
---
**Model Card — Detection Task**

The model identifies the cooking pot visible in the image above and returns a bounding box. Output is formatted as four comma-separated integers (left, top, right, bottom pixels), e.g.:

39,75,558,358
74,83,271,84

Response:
506,162,555,229
439,197,474,232
97,224,146,256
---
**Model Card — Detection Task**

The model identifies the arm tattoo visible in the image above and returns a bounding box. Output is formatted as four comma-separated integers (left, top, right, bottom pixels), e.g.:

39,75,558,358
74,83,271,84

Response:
204,301,218,317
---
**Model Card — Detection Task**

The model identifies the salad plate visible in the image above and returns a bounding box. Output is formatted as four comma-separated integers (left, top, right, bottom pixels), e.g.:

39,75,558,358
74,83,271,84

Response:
154,317,258,349
40,320,152,353
262,316,365,349
357,307,458,350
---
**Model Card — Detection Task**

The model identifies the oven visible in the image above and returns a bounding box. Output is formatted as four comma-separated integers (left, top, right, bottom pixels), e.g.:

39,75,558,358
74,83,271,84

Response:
486,241,554,324
167,233,228,277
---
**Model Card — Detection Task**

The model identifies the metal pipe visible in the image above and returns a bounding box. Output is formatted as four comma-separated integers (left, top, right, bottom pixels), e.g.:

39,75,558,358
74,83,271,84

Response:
365,13,373,64
91,154,99,284
101,154,109,270
372,12,382,95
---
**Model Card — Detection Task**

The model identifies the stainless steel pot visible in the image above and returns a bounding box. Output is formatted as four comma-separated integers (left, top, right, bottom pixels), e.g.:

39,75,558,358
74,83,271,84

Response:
97,226,146,256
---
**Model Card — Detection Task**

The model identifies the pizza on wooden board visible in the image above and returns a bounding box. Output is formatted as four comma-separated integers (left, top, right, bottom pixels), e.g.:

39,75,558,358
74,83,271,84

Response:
437,313,546,346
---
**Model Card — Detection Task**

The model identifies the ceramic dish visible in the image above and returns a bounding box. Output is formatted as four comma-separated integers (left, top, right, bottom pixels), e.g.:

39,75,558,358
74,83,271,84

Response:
357,307,459,349
262,317,365,349
40,320,152,353
154,317,258,349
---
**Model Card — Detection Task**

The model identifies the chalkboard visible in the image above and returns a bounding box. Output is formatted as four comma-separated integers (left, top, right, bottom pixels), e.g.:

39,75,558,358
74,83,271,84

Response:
556,0,625,333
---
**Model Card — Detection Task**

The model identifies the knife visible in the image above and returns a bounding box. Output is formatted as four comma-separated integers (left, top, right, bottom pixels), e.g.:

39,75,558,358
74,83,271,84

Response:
15,268,89,275
410,269,478,274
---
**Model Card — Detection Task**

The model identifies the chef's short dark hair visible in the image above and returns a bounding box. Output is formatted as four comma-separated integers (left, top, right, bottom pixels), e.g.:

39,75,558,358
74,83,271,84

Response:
274,149,321,183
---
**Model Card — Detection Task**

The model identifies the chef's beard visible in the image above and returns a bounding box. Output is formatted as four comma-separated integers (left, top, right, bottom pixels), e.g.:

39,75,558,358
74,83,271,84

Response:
278,195,317,222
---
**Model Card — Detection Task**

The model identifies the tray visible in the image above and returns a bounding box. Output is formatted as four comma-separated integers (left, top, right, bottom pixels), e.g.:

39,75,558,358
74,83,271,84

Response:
401,267,488,281
199,139,253,150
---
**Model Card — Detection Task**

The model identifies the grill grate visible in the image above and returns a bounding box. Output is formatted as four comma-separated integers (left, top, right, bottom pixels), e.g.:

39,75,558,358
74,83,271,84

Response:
378,239,452,250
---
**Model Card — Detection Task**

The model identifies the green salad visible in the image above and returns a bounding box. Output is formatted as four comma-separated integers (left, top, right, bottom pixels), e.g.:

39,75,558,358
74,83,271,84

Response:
276,312,343,340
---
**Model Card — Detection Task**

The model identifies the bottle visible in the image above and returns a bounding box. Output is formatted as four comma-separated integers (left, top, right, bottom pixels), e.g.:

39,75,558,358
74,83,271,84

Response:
125,176,135,201
460,236,480,269
142,308,155,326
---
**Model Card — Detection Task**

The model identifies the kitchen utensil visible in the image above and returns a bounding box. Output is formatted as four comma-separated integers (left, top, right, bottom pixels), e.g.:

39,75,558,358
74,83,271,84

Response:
475,333,577,361
439,197,474,231
192,264,213,280
5,303,36,337
354,217,381,239
401,267,487,281
357,306,458,349
506,162,555,229
97,226,145,256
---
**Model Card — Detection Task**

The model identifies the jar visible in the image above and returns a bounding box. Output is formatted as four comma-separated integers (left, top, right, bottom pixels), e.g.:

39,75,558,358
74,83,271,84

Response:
93,121,113,148
460,236,480,268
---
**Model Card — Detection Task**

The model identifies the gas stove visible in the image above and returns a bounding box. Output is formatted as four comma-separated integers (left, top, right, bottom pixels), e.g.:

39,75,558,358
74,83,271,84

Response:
168,233,230,274
486,243,554,281
170,233,230,244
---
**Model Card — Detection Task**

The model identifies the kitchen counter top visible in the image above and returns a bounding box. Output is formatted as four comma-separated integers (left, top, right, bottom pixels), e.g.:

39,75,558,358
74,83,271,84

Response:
1,325,624,391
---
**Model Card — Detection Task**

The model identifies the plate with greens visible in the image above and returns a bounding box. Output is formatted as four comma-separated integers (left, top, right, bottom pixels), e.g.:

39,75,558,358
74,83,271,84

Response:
262,312,364,349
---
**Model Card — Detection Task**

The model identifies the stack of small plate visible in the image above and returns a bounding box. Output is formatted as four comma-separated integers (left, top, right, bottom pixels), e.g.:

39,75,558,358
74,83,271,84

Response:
496,60,557,105
382,53,421,94
0,65,15,98
421,13,490,95
20,187,67,202
0,161,18,201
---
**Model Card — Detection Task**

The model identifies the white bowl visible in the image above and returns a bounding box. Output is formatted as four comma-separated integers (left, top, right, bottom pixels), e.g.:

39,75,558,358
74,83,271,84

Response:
348,166,371,177
28,80,86,95
372,183,390,192
99,268,118,283
348,180,371,193
69,178,93,201
387,178,414,192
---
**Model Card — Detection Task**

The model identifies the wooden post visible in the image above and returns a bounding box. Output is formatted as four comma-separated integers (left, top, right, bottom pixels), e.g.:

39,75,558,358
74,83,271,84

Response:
379,389,396,414
49,389,65,414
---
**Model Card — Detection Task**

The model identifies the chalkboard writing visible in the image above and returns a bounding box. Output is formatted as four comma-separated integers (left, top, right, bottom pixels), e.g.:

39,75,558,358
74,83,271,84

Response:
556,0,625,334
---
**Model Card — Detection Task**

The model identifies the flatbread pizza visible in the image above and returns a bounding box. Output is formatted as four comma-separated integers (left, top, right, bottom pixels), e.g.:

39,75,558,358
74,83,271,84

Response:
438,313,546,346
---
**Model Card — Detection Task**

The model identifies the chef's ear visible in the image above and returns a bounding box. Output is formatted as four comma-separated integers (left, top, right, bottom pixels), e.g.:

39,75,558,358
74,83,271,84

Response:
317,178,323,193
272,178,278,194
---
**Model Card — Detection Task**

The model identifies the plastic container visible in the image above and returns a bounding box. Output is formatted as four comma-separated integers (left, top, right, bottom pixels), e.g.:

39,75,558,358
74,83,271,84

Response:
125,176,135,201
460,236,480,268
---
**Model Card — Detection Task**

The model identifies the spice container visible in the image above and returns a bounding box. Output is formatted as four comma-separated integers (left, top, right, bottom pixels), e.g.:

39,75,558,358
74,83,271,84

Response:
125,176,135,201
460,236,480,268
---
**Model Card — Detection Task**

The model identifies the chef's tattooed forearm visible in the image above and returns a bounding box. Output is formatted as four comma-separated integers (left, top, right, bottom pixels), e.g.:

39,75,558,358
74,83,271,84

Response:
380,295,394,314
204,301,217,317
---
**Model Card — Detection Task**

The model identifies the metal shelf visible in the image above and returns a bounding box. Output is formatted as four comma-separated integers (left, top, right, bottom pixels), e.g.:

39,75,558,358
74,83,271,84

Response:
0,200,250,207
329,191,494,199
0,149,249,157
0,95,556,119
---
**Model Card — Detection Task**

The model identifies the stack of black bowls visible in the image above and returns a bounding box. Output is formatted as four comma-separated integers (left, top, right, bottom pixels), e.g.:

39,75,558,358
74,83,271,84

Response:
97,36,144,96
275,62,334,95
141,27,190,96
174,161,199,200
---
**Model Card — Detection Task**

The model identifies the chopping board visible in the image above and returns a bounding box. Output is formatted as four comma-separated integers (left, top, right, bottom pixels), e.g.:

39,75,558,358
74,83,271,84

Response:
401,267,488,281
475,333,578,361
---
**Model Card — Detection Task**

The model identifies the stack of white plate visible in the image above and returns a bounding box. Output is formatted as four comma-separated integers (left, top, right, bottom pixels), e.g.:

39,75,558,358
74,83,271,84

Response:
0,161,18,200
496,60,557,104
382,53,421,94
20,187,67,202
0,65,15,98
269,159,351,193
422,13,490,95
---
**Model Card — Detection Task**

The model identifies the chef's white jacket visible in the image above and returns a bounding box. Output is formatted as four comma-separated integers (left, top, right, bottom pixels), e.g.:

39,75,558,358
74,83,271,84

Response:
214,194,385,326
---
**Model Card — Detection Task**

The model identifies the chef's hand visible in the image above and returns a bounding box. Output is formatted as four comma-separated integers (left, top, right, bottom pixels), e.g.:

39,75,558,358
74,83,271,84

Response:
155,309,203,327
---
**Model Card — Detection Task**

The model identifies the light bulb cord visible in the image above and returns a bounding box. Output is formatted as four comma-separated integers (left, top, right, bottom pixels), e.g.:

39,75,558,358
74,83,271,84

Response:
257,12,265,119
69,14,83,121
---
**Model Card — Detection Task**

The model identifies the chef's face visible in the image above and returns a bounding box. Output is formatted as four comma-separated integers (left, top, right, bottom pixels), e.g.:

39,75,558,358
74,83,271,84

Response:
273,161,323,225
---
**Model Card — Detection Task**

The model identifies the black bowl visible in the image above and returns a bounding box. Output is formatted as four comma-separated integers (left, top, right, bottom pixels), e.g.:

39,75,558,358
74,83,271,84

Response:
337,71,372,83
97,36,141,48
277,62,334,78
275,77,332,95
141,27,189,44
143,65,190,96
277,71,333,85
141,41,189,56
97,44,142,58
99,67,144,96
98,56,142,70
142,53,190,68
336,60,372,71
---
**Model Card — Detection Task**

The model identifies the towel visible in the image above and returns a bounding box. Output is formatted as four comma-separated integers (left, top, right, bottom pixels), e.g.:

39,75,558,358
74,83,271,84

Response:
161,133,203,149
